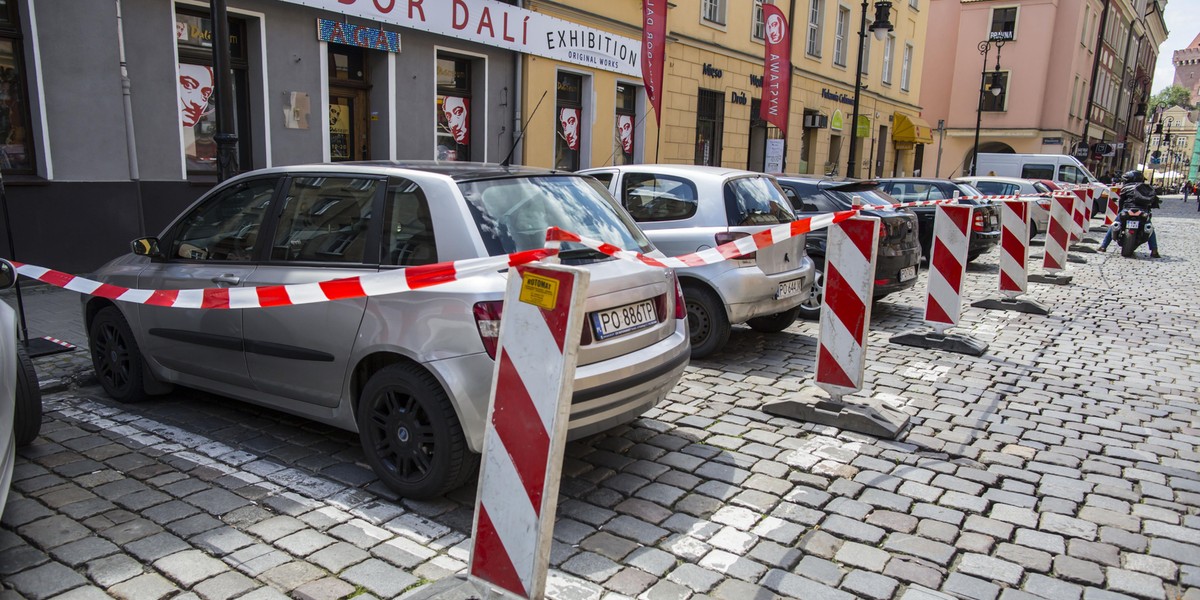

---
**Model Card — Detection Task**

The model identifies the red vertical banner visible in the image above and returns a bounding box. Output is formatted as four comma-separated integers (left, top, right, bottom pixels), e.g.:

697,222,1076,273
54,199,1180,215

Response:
760,4,791,133
641,0,667,125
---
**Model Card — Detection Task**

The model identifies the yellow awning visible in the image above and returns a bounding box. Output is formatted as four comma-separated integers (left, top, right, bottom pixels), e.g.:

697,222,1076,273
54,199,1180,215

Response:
893,113,935,144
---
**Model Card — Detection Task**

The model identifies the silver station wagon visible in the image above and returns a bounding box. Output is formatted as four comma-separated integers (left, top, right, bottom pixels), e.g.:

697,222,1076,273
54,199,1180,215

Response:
83,162,690,498
581,165,815,358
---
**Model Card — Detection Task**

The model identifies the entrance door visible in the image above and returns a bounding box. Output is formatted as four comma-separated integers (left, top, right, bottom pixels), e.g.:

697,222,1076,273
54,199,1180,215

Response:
329,87,369,162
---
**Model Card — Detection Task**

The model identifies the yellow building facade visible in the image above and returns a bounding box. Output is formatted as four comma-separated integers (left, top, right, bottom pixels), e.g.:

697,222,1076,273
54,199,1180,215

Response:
519,0,931,177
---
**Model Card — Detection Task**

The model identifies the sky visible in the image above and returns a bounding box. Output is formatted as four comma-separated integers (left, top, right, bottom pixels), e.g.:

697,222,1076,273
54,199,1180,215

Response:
1152,0,1200,94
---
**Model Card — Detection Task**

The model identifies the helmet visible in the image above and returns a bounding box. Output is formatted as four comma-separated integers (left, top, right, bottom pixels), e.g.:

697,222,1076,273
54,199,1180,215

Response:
1121,170,1145,184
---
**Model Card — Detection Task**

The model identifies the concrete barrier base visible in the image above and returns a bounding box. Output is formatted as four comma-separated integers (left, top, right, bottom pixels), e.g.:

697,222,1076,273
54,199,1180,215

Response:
890,331,988,357
400,576,492,600
763,388,910,439
971,296,1051,315
1028,272,1074,285
1070,244,1098,253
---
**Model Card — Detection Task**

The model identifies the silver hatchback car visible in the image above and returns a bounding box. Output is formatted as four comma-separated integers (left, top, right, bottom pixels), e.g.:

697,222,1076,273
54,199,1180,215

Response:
83,163,689,499
581,165,814,358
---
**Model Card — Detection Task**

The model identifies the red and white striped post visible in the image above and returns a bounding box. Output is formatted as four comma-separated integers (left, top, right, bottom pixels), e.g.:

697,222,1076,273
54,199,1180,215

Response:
467,263,589,600
1069,189,1088,244
1029,193,1075,285
891,203,988,356
763,215,910,438
1103,195,1119,228
972,200,1050,315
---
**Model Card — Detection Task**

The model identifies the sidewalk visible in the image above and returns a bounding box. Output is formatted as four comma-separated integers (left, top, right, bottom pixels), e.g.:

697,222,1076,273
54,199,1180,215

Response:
0,281,94,392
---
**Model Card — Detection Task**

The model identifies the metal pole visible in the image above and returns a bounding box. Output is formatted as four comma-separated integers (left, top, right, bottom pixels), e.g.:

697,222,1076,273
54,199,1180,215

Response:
847,0,869,178
935,118,945,177
970,39,998,177
211,0,239,181
1080,0,1111,164
116,0,146,237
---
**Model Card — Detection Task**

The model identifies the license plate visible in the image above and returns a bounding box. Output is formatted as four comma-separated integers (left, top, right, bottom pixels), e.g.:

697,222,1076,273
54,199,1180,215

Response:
899,266,917,282
1127,221,1140,229
776,278,804,299
591,299,657,340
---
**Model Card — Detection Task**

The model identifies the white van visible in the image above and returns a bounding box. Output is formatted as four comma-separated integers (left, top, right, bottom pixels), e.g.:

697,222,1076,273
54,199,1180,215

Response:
974,153,1112,211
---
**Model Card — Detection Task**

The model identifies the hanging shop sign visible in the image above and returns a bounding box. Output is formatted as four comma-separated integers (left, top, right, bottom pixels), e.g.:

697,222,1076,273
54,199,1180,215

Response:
317,19,401,52
289,0,640,76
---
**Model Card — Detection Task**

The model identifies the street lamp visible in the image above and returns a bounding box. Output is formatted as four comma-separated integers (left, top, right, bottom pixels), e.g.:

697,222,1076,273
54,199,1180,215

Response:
969,32,1010,176
846,0,893,178
1149,116,1173,189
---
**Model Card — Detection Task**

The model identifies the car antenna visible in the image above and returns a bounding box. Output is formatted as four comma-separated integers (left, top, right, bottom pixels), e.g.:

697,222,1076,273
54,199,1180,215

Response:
501,90,547,168
600,111,652,167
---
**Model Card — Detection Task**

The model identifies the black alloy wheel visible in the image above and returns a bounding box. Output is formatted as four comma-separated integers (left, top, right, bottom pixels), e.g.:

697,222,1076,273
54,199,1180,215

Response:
14,342,42,446
89,307,148,403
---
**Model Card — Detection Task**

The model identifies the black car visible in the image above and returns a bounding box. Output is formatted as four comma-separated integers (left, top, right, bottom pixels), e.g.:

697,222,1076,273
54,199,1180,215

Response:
875,178,1002,262
775,176,922,320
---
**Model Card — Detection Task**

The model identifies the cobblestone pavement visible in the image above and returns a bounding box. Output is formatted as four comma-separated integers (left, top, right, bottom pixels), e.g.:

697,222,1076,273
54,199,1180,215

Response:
3,197,1199,600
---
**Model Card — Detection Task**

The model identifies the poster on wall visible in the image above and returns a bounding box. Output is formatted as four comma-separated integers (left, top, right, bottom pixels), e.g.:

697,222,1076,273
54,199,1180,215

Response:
765,139,785,173
177,63,217,172
437,95,470,161
329,104,350,160
616,114,634,163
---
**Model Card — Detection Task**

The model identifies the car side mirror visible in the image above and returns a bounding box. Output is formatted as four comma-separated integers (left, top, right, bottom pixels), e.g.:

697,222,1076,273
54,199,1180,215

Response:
0,259,14,290
131,237,161,257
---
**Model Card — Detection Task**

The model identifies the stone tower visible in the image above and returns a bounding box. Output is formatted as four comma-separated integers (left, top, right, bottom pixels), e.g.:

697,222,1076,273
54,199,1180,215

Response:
1174,32,1200,101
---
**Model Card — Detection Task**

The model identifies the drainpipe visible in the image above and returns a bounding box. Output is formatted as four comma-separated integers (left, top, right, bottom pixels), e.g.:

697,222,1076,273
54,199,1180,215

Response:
116,0,146,236
512,0,524,165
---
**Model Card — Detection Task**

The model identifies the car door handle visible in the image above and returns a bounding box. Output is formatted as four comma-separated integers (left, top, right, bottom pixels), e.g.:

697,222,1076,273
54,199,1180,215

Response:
211,274,241,286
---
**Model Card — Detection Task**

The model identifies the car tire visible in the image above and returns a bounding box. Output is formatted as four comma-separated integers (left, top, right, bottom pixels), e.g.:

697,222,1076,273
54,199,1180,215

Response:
683,285,730,359
89,307,149,403
357,363,477,499
797,266,825,321
1029,221,1039,239
747,306,800,333
14,343,42,447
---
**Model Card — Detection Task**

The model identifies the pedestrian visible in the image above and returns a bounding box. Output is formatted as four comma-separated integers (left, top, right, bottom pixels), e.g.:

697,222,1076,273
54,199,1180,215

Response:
1184,181,1192,203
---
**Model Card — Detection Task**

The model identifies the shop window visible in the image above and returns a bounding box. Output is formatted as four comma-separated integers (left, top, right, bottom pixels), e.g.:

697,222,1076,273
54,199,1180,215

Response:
555,72,583,171
436,53,472,161
0,2,33,174
176,5,252,176
614,84,637,165
695,88,724,166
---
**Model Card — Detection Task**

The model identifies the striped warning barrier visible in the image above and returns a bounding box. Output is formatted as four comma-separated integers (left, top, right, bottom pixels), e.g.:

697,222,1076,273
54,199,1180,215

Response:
1069,190,1087,243
761,216,910,438
468,263,589,600
890,204,988,356
1028,193,1075,285
972,200,1050,315
1104,195,1119,228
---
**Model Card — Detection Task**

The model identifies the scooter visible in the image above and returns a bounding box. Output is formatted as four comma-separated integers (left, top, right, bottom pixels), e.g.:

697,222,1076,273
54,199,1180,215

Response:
1115,208,1153,258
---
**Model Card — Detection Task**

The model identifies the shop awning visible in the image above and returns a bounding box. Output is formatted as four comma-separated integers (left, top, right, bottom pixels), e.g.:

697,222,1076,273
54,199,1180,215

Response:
893,113,935,144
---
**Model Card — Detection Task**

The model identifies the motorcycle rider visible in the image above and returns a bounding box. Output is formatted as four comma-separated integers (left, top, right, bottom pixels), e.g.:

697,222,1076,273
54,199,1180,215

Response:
1098,169,1160,257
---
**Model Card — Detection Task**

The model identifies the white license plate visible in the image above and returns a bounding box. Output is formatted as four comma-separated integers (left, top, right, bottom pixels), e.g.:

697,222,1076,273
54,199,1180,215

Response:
899,266,917,282
591,299,657,340
1126,221,1140,229
776,278,804,300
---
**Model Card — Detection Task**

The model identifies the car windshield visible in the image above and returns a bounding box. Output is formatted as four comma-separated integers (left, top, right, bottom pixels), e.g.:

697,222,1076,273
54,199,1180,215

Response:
826,188,895,207
460,175,652,257
724,176,796,226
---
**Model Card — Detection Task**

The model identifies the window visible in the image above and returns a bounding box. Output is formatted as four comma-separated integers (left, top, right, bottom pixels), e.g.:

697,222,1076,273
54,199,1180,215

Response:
621,173,699,222
1081,5,1090,46
724,177,795,225
703,0,727,25
1059,165,1086,184
383,177,438,266
972,181,1018,195
901,43,913,91
882,34,895,84
860,27,871,75
753,0,767,40
1021,164,1055,179
271,176,380,263
0,2,33,174
695,88,724,166
614,84,637,165
807,0,824,57
990,7,1017,39
981,71,1008,111
176,5,252,176
1070,76,1079,117
170,178,280,261
555,72,584,171
909,0,919,9
436,53,472,161
834,7,850,67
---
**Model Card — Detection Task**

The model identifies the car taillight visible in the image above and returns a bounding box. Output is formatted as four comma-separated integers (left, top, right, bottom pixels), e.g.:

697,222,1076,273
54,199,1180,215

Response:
973,213,985,232
714,231,756,261
472,301,503,360
673,273,686,320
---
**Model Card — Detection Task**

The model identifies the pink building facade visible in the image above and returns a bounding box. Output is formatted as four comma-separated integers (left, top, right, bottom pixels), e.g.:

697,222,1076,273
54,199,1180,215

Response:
921,0,1167,179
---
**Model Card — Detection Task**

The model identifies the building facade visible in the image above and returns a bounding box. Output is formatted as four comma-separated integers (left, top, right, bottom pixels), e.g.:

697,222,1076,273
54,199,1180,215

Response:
921,0,1167,179
1145,105,1197,188
1173,32,1200,101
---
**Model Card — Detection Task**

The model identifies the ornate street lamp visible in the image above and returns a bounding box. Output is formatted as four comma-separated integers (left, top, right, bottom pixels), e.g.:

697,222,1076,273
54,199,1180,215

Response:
846,0,893,178
969,32,1010,176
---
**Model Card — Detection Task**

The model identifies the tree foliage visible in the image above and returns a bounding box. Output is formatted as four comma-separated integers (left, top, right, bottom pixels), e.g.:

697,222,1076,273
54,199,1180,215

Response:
1148,85,1193,112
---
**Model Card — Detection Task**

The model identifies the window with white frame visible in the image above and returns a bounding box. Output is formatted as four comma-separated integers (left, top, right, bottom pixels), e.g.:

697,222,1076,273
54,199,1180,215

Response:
1070,76,1079,116
753,0,766,40
807,0,823,56
909,0,918,9
1081,6,1090,46
901,42,913,91
882,34,894,84
834,6,849,67
860,28,871,74
990,7,1017,39
703,0,727,25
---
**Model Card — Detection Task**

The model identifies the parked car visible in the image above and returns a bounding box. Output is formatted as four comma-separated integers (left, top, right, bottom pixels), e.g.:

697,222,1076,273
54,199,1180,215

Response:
83,162,690,499
580,165,815,358
954,176,1052,238
773,177,921,319
1,259,43,517
875,178,1002,262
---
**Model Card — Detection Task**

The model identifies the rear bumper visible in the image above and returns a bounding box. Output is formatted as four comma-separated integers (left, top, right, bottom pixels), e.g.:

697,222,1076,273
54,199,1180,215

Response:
969,230,1001,255
873,249,922,296
720,256,816,323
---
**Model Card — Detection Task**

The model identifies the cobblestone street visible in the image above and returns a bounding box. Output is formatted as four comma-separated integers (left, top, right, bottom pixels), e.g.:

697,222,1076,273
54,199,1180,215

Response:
3,198,1199,600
